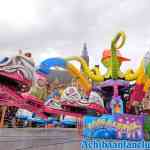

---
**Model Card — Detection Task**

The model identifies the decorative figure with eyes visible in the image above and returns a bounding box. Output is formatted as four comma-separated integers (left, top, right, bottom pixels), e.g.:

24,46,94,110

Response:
45,90,61,109
110,97,123,114
30,73,48,101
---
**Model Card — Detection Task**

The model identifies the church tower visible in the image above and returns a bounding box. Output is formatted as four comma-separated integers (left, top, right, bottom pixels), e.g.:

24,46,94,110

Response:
81,43,89,68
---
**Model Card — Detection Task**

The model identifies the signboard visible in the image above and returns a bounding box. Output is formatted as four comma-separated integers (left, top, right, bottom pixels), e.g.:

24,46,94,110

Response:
83,114,144,140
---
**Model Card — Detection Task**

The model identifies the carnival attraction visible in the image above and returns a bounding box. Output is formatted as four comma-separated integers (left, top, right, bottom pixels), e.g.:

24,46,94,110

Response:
0,32,150,140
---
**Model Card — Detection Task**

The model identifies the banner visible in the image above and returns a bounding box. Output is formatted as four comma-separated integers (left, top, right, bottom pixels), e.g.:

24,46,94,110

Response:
83,114,144,140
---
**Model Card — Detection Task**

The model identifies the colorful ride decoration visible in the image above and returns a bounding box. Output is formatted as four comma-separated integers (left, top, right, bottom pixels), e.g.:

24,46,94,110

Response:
30,73,48,101
38,58,91,93
61,86,81,102
65,32,150,95
0,51,36,127
0,52,34,90
0,55,79,121
102,32,129,79
45,90,61,109
88,91,104,107
65,32,130,81
64,32,150,114
78,32,150,140
0,30,150,138
93,79,129,114
60,86,107,115
128,51,150,104
83,114,144,140
111,97,124,114
37,31,150,134
0,51,35,108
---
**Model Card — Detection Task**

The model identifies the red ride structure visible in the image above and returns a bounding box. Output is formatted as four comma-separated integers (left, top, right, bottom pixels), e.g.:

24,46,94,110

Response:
0,53,106,122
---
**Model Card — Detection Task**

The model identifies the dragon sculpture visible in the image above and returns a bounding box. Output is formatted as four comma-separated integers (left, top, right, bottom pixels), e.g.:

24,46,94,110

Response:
0,52,46,118
0,52,34,97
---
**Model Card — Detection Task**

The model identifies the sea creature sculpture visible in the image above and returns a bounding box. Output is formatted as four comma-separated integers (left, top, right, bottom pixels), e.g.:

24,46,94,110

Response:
65,32,128,81
65,32,149,83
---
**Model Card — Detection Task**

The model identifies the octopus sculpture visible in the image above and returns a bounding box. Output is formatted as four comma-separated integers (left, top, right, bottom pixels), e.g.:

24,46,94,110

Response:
65,32,150,102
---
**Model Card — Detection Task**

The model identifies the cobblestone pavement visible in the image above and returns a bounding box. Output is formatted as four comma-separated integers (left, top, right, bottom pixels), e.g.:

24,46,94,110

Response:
0,128,81,150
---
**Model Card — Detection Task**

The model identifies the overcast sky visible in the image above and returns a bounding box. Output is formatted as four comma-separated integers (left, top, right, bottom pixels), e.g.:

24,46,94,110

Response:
0,0,150,72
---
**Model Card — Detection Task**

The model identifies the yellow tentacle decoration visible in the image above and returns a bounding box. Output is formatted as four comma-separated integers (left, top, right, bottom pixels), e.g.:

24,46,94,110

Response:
66,63,92,93
65,56,104,82
124,60,144,81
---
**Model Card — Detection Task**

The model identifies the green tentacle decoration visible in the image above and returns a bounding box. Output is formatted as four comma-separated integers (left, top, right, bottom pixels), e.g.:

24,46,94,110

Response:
111,31,126,79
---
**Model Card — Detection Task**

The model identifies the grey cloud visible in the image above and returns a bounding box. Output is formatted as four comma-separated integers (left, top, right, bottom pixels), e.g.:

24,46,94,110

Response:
0,0,150,71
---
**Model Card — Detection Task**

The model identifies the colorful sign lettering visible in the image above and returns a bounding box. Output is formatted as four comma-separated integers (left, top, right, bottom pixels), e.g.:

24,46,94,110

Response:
83,114,144,140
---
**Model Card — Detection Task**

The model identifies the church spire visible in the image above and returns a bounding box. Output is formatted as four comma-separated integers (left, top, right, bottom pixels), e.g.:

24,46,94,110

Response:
81,43,89,66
